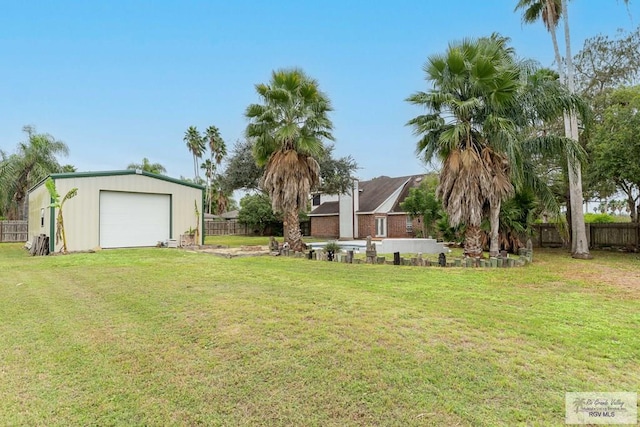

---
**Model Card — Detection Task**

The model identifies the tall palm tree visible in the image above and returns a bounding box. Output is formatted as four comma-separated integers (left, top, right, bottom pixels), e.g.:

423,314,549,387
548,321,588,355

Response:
558,0,592,257
183,126,205,181
407,35,585,257
204,125,227,213
407,36,518,257
515,0,563,78
201,158,215,213
515,0,629,258
0,126,68,220
245,68,334,252
127,157,167,174
205,125,226,166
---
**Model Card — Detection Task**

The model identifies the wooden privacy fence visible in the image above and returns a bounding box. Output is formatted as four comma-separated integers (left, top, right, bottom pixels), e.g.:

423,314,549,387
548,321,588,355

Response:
0,220,28,242
205,220,253,236
532,223,640,250
204,219,310,237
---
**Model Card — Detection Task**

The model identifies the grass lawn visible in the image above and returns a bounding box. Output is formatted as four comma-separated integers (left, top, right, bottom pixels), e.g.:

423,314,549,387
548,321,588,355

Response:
204,235,324,247
1,242,638,426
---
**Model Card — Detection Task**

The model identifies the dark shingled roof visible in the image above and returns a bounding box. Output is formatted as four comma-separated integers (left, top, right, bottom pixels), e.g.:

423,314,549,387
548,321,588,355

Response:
309,201,339,216
357,175,424,213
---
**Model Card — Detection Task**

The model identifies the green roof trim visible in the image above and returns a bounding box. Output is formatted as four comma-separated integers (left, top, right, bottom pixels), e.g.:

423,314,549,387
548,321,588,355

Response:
49,187,55,254
29,170,205,193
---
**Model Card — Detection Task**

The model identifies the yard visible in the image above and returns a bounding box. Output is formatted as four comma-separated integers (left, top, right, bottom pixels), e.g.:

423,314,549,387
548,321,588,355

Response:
1,240,638,426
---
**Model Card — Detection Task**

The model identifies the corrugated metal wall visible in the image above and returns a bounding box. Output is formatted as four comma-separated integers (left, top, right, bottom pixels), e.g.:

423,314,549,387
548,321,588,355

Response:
27,184,51,244
40,174,202,252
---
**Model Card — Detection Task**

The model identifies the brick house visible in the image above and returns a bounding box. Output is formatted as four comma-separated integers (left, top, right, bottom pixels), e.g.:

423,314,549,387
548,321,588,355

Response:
309,175,425,239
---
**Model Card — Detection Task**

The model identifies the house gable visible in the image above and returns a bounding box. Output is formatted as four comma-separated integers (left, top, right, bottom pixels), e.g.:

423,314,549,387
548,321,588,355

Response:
309,174,425,239
357,175,424,214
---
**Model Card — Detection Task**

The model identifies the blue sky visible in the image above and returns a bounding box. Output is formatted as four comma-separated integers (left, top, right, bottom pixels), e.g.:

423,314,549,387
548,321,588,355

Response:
1,0,638,183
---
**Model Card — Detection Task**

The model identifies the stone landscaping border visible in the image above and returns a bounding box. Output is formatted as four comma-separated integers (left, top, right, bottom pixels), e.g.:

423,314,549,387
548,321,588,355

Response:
304,247,533,268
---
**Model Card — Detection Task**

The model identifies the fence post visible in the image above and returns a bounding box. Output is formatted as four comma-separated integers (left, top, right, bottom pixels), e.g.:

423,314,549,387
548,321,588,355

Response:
537,224,542,248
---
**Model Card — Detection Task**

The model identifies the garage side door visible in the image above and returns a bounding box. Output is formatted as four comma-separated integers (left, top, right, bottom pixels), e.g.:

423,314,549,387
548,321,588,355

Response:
100,191,170,248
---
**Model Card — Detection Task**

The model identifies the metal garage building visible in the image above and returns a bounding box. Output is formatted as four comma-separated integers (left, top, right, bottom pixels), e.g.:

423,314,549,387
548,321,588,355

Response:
28,170,204,252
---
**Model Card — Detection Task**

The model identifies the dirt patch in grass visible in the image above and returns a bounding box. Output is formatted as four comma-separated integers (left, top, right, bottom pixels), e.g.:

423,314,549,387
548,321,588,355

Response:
565,265,640,293
547,254,640,296
188,245,271,258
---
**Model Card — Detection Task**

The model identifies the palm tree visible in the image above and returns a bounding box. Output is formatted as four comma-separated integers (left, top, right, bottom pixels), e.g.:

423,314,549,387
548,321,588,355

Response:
183,126,205,181
515,0,628,258
127,157,167,174
210,174,231,215
245,68,334,252
407,36,517,257
407,35,585,257
204,126,227,213
0,126,68,220
515,0,563,77
205,125,227,166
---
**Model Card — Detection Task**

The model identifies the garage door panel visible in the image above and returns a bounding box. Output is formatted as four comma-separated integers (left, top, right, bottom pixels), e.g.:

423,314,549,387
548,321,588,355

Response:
100,191,170,248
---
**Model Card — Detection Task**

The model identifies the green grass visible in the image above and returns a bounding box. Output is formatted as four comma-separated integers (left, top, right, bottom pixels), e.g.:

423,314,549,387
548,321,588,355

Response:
204,235,323,247
1,243,639,426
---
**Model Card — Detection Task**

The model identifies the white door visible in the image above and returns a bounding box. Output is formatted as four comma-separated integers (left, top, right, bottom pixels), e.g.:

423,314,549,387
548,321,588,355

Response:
100,191,170,248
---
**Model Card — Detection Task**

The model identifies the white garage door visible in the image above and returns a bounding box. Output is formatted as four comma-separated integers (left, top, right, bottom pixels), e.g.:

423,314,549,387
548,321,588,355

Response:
100,191,170,248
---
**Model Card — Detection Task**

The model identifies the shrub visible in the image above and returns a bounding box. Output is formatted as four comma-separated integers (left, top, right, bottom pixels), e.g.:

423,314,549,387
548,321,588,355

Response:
324,241,341,253
584,213,615,223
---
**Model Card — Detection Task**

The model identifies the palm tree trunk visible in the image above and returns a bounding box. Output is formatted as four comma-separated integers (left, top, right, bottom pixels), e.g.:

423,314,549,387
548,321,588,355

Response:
544,0,590,257
464,224,483,258
284,208,303,252
16,195,27,221
562,0,590,259
547,10,564,84
489,201,501,257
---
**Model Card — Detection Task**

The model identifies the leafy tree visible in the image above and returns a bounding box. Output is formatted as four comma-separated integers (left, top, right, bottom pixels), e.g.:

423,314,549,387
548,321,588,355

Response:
574,28,640,212
127,157,166,174
183,126,205,181
0,126,69,220
222,139,357,197
589,86,640,222
574,27,640,99
221,140,264,192
316,145,358,195
45,178,78,253
399,175,442,237
245,69,334,252
237,193,279,235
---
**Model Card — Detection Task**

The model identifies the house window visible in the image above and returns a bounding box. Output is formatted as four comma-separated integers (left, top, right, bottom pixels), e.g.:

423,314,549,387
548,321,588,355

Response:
40,208,45,228
375,217,387,237
312,194,321,206
406,216,413,233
